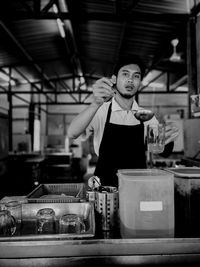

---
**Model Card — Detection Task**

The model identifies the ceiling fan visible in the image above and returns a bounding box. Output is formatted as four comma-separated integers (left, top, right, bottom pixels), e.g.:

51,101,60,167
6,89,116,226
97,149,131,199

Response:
161,38,185,64
169,39,182,62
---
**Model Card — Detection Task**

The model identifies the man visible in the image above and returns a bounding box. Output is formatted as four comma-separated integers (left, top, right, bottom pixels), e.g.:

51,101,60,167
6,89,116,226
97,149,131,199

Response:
68,57,179,186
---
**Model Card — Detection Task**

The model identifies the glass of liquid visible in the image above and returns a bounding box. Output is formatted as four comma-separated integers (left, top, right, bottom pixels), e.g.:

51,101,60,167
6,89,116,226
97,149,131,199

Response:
147,123,165,154
147,123,165,168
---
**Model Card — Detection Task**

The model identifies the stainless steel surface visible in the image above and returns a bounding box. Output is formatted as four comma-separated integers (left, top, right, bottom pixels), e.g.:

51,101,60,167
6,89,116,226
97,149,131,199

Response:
134,110,154,122
95,187,119,231
166,167,200,177
1,238,200,265
0,202,95,240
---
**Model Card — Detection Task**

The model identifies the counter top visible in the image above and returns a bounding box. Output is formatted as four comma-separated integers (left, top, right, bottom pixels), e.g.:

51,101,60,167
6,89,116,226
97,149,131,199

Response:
0,237,200,266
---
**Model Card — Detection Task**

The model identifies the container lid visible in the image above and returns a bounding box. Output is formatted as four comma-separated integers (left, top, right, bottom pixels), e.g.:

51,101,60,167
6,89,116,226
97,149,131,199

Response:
166,167,200,178
117,168,173,179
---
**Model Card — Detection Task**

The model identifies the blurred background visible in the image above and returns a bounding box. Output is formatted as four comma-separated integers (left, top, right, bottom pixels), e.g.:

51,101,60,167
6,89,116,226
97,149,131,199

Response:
0,0,199,197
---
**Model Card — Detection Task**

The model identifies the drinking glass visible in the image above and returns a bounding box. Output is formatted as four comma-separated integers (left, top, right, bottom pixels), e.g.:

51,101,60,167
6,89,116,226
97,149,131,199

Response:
36,208,56,234
59,214,86,234
147,123,165,154
147,123,165,168
0,210,16,236
5,201,22,235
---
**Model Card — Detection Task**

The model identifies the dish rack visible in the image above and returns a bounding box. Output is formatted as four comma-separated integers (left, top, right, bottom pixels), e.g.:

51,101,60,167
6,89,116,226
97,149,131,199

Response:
27,183,86,203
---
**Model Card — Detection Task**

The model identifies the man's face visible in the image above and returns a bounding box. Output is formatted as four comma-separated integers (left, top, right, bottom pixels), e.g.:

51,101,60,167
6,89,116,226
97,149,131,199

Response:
115,64,142,99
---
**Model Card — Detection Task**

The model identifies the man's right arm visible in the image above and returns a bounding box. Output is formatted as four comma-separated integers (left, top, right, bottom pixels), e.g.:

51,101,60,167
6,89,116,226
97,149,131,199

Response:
68,77,115,139
68,102,101,139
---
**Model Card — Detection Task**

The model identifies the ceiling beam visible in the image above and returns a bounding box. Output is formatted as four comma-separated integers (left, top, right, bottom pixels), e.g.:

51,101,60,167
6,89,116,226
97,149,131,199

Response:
170,75,188,91
112,0,142,72
1,11,189,22
41,0,56,13
62,0,86,87
190,1,200,16
139,71,165,92
0,90,187,95
14,67,54,102
17,0,34,15
0,84,30,104
0,91,92,95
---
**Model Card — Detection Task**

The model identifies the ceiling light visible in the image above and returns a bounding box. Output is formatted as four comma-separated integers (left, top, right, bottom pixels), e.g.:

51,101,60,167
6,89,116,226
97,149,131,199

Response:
56,18,66,38
53,4,66,38
52,4,58,14
170,38,181,62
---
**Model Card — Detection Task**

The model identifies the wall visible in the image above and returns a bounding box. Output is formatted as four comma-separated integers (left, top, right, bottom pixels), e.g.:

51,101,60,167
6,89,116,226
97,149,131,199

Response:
3,84,48,152
197,13,200,90
138,93,188,118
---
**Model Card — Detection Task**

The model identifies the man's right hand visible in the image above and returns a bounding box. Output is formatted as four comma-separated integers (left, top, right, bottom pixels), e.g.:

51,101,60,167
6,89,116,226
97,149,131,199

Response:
92,77,115,105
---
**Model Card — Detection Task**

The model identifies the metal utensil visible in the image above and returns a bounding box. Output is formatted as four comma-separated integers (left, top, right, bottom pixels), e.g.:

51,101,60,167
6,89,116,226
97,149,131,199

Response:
134,109,154,122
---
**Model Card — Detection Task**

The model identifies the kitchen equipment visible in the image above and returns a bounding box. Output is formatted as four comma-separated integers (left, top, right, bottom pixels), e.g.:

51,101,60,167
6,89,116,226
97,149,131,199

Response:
166,167,200,237
134,109,154,122
0,202,95,240
27,183,86,203
95,186,119,231
117,169,174,238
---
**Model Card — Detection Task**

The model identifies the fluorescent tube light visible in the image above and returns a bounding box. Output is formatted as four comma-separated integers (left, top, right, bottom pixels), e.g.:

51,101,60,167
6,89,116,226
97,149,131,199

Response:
53,4,66,38
52,4,58,13
57,18,65,38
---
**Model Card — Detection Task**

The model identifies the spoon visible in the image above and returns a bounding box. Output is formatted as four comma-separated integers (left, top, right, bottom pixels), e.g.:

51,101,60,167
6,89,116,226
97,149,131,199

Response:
134,109,154,122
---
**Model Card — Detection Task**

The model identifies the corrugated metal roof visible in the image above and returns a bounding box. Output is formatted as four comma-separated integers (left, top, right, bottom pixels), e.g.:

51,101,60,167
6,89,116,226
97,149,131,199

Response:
0,0,197,103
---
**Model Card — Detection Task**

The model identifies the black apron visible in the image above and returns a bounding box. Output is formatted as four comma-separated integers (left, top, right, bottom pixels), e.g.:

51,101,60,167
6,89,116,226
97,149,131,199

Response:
94,102,146,187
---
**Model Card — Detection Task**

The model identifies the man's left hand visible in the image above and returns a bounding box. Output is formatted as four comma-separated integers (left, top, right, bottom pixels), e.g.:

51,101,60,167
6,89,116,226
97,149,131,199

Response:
165,121,179,145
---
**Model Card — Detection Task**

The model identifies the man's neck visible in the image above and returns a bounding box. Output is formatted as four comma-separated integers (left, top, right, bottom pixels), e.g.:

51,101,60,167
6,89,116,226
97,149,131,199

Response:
114,94,135,111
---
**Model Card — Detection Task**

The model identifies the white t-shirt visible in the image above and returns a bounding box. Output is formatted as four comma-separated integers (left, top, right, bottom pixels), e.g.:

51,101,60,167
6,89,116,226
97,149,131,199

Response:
83,98,158,156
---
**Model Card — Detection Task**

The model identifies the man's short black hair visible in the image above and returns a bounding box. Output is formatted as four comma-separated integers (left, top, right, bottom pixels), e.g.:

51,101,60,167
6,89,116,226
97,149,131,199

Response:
113,56,146,79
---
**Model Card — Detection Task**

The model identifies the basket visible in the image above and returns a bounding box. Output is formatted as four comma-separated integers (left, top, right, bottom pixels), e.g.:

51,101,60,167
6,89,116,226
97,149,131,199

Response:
27,183,86,203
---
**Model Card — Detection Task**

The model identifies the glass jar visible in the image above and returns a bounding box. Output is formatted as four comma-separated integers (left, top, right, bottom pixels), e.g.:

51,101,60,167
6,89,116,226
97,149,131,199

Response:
59,214,85,234
5,201,22,235
36,208,56,234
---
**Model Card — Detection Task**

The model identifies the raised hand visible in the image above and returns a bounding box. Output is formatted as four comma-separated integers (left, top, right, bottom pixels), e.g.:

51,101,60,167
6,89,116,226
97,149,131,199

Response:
92,76,115,105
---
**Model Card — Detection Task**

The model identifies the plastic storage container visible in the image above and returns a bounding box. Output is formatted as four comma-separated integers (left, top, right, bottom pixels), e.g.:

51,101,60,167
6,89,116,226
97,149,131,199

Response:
117,169,174,238
166,167,200,237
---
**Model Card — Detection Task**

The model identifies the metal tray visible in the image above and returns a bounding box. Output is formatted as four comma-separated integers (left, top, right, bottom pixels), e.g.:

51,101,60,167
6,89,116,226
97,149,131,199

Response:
0,202,95,240
166,167,200,178
27,183,86,203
